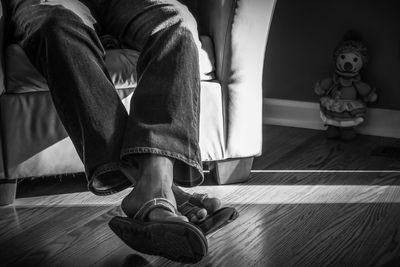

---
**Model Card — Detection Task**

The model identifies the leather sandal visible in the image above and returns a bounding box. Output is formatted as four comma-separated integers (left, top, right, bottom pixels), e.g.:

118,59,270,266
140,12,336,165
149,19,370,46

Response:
109,198,208,263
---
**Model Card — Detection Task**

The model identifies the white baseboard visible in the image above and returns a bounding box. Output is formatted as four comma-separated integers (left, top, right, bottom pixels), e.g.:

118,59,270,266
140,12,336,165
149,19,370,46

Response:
263,98,400,139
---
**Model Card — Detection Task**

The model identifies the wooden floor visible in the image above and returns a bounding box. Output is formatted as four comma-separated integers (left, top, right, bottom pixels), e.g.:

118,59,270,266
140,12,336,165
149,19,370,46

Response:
1,125,400,266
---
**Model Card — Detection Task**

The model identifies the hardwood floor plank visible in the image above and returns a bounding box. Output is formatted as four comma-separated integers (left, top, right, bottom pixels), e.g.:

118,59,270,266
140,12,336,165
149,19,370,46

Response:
13,189,129,207
91,243,156,267
0,190,129,245
0,206,70,242
289,203,400,266
248,171,400,186
10,206,120,267
12,206,161,267
1,205,114,265
253,125,320,170
259,131,400,172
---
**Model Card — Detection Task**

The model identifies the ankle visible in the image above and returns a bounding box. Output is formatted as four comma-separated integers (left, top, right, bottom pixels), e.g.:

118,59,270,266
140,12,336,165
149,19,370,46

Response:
137,175,172,195
137,154,174,185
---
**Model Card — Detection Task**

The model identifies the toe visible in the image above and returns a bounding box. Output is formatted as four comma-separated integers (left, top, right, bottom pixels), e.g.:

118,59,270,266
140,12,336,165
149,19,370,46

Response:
203,197,221,213
189,214,198,223
188,207,207,223
195,208,208,222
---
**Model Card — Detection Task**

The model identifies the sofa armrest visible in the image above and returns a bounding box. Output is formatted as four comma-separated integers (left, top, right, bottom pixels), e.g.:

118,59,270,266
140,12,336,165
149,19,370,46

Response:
198,0,276,158
0,1,5,179
0,1,5,96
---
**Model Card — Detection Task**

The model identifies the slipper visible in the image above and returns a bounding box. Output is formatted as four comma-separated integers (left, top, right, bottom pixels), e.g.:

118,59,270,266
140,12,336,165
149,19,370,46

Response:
178,193,239,235
109,198,208,263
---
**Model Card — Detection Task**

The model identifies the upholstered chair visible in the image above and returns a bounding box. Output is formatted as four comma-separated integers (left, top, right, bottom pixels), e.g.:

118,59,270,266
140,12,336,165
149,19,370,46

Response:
0,0,276,205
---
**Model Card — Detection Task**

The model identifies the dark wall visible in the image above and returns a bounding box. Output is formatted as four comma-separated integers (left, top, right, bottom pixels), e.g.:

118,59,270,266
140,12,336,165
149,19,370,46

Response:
263,0,400,110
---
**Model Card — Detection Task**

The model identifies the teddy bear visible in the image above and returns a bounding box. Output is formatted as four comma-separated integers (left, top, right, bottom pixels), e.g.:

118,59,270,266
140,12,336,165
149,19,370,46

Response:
314,34,377,141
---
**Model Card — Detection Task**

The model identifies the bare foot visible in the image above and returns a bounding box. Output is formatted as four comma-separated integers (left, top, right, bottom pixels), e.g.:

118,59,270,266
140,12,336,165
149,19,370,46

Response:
121,155,188,223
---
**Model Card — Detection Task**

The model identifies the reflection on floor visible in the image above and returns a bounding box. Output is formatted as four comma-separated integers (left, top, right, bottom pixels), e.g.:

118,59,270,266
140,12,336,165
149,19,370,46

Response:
1,125,400,266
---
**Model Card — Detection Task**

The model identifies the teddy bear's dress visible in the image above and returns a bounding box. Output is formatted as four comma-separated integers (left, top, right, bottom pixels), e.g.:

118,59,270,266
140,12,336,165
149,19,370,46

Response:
320,96,366,127
317,75,367,128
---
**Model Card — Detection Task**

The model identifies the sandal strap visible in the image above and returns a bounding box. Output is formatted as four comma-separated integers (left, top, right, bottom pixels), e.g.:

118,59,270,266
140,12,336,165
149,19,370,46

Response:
178,202,201,218
193,193,208,201
177,193,208,218
134,198,177,221
189,193,208,206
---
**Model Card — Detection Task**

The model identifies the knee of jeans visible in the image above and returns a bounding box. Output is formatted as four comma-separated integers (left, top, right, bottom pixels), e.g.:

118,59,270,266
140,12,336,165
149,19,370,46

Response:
39,0,97,29
38,8,72,35
38,6,91,37
161,2,199,39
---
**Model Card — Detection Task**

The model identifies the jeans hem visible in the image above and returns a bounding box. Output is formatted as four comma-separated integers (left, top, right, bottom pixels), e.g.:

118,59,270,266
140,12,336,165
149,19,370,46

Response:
120,147,204,186
88,162,132,195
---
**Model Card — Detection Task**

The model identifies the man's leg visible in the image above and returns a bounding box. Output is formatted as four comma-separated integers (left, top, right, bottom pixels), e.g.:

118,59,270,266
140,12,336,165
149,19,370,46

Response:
11,0,131,194
103,0,203,218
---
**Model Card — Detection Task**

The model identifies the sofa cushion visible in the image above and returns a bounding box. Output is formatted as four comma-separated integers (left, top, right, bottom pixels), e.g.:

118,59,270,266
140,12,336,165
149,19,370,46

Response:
5,35,216,94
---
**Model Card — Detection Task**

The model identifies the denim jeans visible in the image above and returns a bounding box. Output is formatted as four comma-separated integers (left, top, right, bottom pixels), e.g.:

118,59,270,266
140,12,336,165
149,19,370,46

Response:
10,0,203,195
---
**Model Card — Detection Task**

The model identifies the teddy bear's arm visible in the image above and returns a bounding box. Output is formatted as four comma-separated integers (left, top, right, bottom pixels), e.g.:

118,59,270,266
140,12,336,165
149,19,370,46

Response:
355,82,377,102
315,78,333,96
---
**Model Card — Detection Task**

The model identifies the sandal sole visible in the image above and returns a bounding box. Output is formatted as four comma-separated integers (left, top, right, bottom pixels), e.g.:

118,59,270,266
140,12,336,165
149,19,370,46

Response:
109,216,208,263
199,207,239,235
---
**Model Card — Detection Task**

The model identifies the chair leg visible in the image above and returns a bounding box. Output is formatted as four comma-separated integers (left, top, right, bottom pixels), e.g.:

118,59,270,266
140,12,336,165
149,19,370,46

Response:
0,179,17,206
209,157,253,185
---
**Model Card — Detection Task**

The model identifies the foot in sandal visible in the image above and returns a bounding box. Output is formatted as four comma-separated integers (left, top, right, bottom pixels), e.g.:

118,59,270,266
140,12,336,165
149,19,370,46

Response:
109,155,208,263
173,185,239,235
